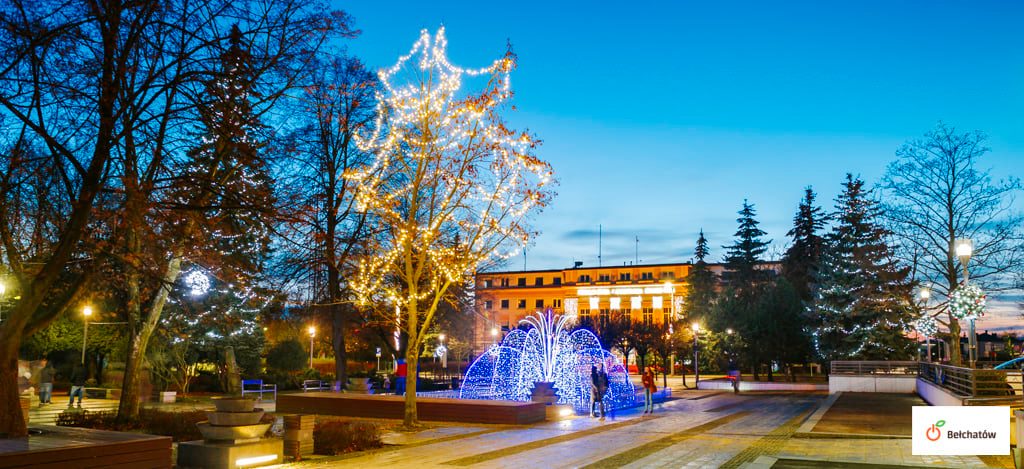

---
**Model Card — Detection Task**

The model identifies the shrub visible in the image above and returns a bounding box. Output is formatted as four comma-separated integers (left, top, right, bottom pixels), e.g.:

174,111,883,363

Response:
56,408,208,442
266,339,306,372
313,420,382,455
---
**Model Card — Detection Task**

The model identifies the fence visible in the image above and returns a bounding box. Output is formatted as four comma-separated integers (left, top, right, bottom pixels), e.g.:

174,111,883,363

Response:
918,362,1022,405
830,361,918,375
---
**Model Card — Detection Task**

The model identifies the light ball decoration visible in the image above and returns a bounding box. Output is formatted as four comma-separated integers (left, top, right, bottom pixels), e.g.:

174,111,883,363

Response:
184,270,211,296
915,315,938,337
949,284,986,320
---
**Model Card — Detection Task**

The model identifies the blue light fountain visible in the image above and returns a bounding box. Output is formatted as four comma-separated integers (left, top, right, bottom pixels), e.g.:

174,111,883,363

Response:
460,309,635,413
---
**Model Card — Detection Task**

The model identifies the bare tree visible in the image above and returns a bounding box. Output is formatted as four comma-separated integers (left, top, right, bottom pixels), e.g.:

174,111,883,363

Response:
274,56,378,388
347,28,554,426
881,123,1023,366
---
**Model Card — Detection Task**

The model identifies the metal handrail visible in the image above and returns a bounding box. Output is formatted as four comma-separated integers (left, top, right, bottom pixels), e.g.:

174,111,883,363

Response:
830,361,919,375
918,362,1019,399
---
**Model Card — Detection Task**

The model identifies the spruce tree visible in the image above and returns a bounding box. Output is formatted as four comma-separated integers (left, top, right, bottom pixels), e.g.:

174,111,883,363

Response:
782,187,825,302
809,174,916,363
684,229,718,323
723,200,772,289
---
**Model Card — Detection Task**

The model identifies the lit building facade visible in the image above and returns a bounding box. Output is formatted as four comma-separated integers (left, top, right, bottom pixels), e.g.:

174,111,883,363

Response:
472,262,781,352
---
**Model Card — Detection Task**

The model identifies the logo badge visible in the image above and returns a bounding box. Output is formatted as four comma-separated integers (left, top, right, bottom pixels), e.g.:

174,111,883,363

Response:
924,420,944,441
912,406,1008,455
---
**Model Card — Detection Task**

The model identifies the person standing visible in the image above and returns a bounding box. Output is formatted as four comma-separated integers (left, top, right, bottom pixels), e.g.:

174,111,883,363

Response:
68,363,86,408
38,359,55,406
592,364,608,421
395,359,407,396
641,367,656,414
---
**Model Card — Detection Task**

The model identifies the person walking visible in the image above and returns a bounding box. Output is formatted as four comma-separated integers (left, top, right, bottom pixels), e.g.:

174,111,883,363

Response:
592,364,608,421
68,363,86,408
38,359,55,406
642,367,656,414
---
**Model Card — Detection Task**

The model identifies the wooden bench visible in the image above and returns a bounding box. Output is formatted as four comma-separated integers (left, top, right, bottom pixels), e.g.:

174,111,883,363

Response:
241,379,277,401
277,393,545,425
0,425,171,468
301,380,330,392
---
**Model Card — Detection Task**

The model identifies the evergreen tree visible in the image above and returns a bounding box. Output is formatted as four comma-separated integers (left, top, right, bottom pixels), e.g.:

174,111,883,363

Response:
723,200,772,289
809,174,916,363
683,229,718,323
782,187,825,302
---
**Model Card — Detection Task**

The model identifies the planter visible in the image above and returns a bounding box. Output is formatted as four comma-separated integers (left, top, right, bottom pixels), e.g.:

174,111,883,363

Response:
212,396,256,412
19,396,30,426
206,409,264,426
196,421,270,443
159,391,176,403
347,378,374,394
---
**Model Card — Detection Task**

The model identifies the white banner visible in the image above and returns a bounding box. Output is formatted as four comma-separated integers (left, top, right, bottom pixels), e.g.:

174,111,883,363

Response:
912,406,1009,455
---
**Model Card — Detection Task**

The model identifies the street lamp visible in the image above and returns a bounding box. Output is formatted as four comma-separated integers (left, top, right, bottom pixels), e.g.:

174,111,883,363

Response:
691,322,701,386
954,238,977,368
439,334,447,370
81,306,93,364
919,287,932,362
308,326,316,370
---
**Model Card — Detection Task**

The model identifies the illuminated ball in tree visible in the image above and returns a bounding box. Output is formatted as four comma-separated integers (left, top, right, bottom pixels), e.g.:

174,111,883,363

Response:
184,270,211,297
949,284,986,320
915,315,937,337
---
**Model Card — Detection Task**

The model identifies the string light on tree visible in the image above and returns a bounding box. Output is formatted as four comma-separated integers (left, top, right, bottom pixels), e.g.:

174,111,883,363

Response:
949,284,986,320
184,270,211,297
344,27,555,426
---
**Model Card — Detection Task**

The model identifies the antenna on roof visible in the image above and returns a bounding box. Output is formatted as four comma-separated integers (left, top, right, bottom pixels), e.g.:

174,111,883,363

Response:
635,235,639,265
598,224,602,267
523,247,526,271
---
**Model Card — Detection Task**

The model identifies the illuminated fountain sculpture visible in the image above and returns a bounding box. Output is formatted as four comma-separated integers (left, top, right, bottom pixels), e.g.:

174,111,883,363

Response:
460,309,635,413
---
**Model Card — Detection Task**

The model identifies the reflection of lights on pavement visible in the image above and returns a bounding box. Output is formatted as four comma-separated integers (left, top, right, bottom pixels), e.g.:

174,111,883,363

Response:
558,408,573,417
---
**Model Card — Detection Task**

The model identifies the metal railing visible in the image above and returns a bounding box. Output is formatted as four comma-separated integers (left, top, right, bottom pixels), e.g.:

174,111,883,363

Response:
830,361,919,375
918,362,1022,404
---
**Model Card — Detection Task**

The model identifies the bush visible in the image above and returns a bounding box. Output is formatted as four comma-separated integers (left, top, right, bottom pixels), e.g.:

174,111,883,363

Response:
56,408,207,442
266,339,306,372
313,420,383,455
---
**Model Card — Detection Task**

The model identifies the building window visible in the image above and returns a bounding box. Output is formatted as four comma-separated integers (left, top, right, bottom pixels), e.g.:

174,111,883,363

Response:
599,309,610,326
580,309,591,320
652,296,664,309
631,296,642,310
553,299,562,308
642,308,654,325
578,274,591,283
500,299,509,309
535,277,543,286
553,277,561,285
641,272,653,280
517,278,526,287
663,308,672,324
485,300,493,310
619,273,631,281
621,308,631,318
517,299,526,309
610,297,621,310
501,278,510,287
660,272,674,280
535,299,544,309
589,296,599,310
598,274,611,282
484,279,493,288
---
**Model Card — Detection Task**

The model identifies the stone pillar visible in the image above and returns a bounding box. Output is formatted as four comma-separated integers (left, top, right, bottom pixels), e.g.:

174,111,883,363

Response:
284,414,314,461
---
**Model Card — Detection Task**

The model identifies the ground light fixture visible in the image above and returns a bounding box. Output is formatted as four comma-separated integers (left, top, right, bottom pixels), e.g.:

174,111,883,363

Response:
235,454,279,466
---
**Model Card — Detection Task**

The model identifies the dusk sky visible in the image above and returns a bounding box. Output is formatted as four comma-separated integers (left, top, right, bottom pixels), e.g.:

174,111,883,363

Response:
337,1,1023,331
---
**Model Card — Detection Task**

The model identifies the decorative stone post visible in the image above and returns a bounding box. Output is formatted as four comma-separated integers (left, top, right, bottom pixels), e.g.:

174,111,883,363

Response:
177,397,283,469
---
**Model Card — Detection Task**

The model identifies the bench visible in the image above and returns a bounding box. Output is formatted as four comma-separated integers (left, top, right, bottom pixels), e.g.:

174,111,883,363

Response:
241,379,277,401
302,380,331,392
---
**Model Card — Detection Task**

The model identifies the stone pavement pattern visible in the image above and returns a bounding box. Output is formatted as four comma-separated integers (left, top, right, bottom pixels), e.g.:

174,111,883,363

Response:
280,390,1009,468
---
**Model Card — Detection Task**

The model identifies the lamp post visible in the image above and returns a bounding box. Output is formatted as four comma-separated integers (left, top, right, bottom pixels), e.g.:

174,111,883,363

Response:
954,238,977,368
308,325,316,370
439,333,447,370
919,287,932,362
691,322,701,386
81,306,93,364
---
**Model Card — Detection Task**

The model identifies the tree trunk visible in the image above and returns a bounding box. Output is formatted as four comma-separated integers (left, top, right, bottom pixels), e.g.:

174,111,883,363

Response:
0,353,26,438
331,303,348,389
403,342,419,426
223,346,241,395
948,316,962,366
767,362,774,382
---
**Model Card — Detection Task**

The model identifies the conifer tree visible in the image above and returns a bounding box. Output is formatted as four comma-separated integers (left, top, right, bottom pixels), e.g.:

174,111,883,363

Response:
723,200,772,289
809,174,916,363
683,229,718,323
782,187,825,302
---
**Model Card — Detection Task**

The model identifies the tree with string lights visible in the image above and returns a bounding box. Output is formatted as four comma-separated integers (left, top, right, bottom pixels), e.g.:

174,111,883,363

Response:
347,28,555,426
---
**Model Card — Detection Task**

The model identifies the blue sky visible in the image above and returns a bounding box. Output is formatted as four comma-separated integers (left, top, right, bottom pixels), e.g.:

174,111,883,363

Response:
335,1,1023,331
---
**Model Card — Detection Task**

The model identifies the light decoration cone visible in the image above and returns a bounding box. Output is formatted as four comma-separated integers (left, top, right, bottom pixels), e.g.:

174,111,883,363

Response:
460,309,635,413
949,284,986,320
345,27,554,347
